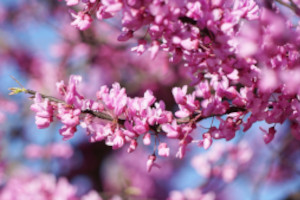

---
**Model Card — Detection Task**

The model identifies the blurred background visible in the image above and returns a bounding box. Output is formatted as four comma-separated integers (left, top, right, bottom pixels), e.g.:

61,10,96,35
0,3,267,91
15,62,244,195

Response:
1,0,300,200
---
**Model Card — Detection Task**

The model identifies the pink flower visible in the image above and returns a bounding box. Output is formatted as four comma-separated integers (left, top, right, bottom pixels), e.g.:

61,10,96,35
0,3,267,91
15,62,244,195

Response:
131,40,147,55
143,133,151,145
63,75,84,108
127,140,137,153
142,90,156,108
175,106,191,118
260,127,276,144
149,41,160,59
56,80,66,96
30,93,53,129
222,164,237,183
25,144,43,159
65,0,79,6
158,143,170,157
180,38,199,51
147,101,172,125
173,85,199,118
82,191,103,200
176,145,186,159
48,143,73,159
100,82,128,116
172,86,187,105
161,120,182,139
60,109,81,126
57,104,81,140
71,11,92,30
198,133,212,150
96,0,123,20
117,30,133,41
35,116,52,129
146,154,159,172
0,173,78,200
176,135,193,159
59,125,77,140
112,130,125,149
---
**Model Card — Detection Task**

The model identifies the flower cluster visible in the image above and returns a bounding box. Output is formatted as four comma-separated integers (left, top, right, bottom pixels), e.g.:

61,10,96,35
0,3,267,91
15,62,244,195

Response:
192,142,253,183
25,143,74,159
27,63,300,170
168,189,216,200
0,172,103,200
22,0,300,173
62,0,300,146
30,75,177,170
30,93,54,129
26,74,243,170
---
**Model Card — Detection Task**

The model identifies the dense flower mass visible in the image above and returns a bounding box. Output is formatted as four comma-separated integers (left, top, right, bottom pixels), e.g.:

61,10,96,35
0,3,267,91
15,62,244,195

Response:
27,64,300,170
4,0,300,199
58,0,300,146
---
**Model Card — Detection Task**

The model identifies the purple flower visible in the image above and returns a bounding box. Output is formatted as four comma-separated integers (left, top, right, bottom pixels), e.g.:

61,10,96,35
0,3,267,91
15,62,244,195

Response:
71,11,92,31
30,93,53,129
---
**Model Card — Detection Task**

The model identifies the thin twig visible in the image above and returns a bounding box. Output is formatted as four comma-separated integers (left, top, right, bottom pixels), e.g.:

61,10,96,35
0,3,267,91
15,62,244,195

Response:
275,0,300,15
177,106,246,124
10,76,25,88
276,0,294,10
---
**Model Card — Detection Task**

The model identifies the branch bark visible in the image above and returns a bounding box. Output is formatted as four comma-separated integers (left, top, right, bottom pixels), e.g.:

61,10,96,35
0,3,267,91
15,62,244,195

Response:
13,88,247,127
22,88,114,121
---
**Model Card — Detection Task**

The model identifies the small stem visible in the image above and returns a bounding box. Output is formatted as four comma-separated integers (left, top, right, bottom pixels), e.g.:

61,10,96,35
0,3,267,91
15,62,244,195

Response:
276,0,294,10
10,75,25,88
81,109,113,121
25,89,65,104
276,0,300,15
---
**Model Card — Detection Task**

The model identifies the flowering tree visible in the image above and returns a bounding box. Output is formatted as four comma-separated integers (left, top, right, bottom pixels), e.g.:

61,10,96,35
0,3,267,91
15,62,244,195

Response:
2,0,300,199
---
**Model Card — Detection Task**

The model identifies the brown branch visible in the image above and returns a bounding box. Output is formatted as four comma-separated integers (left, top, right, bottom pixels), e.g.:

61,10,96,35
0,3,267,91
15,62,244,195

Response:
81,109,113,121
275,0,300,15
177,106,247,124
276,0,294,10
25,89,65,104
13,88,247,129
178,16,197,25
21,88,114,121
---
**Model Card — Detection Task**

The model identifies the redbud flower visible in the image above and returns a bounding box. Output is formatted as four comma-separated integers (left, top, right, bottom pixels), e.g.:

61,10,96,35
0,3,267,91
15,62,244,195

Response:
30,93,53,129
198,132,212,150
146,154,159,172
59,125,77,140
131,40,147,55
172,86,187,105
117,30,133,41
143,133,151,146
65,0,79,6
162,120,181,139
158,143,170,157
149,41,160,59
71,11,92,31
260,127,276,144
127,140,137,153
82,191,103,200
112,130,125,149
222,164,237,183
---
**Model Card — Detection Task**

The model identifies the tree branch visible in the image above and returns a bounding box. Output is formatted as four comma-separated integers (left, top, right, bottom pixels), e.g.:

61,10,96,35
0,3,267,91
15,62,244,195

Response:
10,87,114,122
10,87,247,128
177,106,247,124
